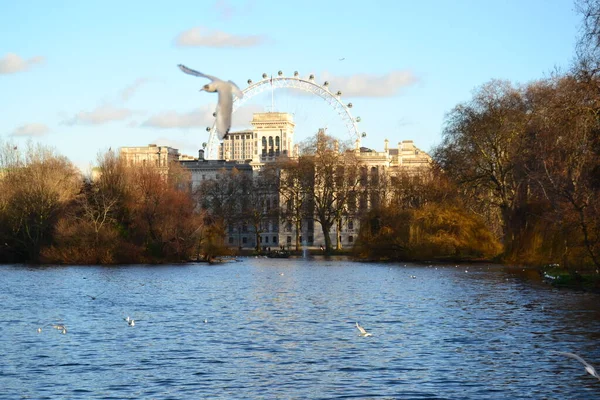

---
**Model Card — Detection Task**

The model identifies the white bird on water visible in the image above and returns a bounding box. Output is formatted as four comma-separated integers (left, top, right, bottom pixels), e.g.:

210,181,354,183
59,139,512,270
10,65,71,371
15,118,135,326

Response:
356,322,373,337
557,351,600,380
178,64,244,140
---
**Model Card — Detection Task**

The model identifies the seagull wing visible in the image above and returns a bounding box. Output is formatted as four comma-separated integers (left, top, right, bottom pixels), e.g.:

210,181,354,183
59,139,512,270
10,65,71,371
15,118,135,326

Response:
215,82,234,140
178,64,219,82
558,352,592,368
228,80,244,99
559,352,600,379
356,322,367,334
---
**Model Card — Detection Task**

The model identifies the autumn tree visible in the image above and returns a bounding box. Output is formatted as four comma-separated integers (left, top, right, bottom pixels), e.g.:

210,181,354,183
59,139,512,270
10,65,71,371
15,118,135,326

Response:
0,141,81,262
127,162,200,261
354,169,501,261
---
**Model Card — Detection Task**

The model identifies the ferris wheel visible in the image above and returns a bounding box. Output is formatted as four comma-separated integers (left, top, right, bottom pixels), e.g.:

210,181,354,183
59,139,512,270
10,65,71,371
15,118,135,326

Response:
203,71,366,160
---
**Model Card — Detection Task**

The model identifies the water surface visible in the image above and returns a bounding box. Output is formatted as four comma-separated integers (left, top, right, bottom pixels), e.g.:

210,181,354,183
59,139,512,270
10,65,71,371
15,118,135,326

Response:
1,258,599,399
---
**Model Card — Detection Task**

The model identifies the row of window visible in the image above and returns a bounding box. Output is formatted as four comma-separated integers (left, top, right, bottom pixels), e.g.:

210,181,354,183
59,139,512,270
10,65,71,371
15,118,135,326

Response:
227,235,355,245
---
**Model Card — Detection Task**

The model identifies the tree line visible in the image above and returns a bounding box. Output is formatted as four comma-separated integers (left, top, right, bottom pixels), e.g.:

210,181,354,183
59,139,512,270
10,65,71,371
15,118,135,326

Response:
0,144,204,264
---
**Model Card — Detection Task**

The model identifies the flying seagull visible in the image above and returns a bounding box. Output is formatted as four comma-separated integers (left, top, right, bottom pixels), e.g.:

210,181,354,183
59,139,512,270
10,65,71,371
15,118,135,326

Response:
557,351,600,380
178,64,244,140
356,322,372,337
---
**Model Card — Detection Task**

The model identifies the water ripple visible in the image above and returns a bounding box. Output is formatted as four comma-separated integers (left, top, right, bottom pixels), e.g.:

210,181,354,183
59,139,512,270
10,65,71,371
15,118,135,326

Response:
0,260,599,399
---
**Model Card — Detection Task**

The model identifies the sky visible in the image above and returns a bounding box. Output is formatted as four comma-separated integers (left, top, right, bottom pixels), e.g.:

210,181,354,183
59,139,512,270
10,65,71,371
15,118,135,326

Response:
1,0,582,171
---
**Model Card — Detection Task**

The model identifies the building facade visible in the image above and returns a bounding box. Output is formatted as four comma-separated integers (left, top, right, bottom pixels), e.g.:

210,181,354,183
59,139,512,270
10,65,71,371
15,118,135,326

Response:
120,112,431,250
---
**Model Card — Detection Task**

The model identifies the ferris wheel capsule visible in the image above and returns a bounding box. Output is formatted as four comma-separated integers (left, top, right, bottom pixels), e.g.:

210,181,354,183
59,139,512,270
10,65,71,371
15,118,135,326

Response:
294,71,299,77
206,127,211,132
278,70,283,76
336,91,342,96
248,79,253,85
262,73,268,79
356,116,361,122
212,112,217,117
361,132,367,138
323,81,329,87
309,74,315,80
347,102,353,108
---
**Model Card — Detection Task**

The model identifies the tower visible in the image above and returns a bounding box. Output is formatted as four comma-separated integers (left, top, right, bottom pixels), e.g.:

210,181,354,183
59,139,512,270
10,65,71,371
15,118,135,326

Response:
250,112,295,162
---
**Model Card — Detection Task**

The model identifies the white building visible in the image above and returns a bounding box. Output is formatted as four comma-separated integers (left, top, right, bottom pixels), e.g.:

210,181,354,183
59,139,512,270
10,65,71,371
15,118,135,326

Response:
120,112,431,250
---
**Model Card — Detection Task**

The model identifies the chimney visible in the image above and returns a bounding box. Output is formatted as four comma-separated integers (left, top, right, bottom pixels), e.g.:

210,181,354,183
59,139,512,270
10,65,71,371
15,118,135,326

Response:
198,149,205,161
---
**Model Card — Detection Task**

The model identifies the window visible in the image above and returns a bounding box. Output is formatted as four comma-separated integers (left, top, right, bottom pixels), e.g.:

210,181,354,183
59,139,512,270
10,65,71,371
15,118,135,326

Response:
273,236,277,244
308,236,313,244
348,236,354,243
348,220,354,230
287,236,292,243
265,236,269,243
228,237,234,244
242,237,247,244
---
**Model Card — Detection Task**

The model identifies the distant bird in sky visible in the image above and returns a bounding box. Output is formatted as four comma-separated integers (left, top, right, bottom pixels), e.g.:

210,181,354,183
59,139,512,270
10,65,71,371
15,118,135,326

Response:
356,322,372,337
557,352,600,380
339,57,345,61
178,64,244,140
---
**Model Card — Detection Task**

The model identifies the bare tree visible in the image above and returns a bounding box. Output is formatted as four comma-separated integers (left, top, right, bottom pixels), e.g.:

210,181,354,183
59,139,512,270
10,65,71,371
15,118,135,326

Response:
298,131,362,252
272,159,311,251
435,80,530,255
524,75,600,269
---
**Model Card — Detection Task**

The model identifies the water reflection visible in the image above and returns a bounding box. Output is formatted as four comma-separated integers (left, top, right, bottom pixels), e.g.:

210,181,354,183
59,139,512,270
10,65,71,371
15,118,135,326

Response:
0,259,599,399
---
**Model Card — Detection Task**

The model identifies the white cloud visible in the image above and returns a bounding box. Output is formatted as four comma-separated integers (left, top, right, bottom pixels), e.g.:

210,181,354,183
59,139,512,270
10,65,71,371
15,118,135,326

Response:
10,123,49,137
120,78,150,101
174,27,265,48
0,53,45,74
141,103,264,129
320,70,418,97
63,105,134,126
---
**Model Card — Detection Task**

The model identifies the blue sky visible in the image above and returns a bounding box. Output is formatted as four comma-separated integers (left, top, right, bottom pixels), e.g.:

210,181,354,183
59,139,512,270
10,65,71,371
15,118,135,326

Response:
1,0,581,170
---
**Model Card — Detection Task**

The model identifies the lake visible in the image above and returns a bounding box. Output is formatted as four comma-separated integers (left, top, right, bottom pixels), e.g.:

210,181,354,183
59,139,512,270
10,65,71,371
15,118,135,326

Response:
1,257,599,399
